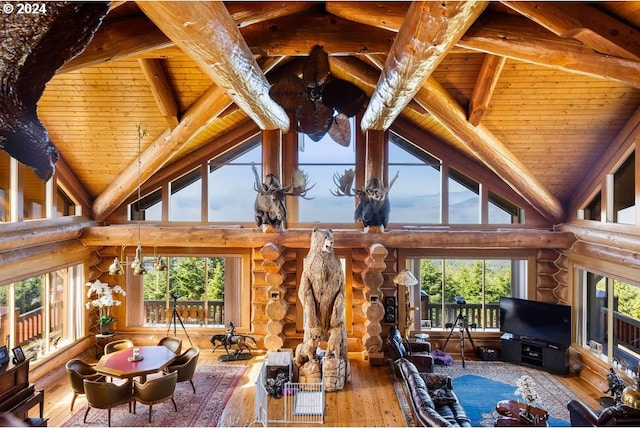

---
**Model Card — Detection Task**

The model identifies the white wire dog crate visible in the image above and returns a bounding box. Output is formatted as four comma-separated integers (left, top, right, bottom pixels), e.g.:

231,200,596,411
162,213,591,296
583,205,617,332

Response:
255,353,325,425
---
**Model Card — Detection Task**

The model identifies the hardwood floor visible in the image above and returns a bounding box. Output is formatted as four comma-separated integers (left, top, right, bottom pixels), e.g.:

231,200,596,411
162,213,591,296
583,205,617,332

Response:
33,349,602,427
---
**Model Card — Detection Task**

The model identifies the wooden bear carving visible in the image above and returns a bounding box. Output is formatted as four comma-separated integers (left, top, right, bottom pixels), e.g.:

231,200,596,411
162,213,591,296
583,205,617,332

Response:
296,228,348,391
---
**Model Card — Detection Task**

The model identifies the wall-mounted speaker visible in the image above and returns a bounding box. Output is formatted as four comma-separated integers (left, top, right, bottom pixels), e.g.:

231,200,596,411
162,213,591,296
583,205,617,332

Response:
383,296,396,323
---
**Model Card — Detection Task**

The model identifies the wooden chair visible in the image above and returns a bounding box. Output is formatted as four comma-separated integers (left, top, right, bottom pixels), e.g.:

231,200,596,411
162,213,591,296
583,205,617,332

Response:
165,346,199,393
83,379,132,427
158,336,182,354
104,339,134,355
65,358,105,411
132,371,178,423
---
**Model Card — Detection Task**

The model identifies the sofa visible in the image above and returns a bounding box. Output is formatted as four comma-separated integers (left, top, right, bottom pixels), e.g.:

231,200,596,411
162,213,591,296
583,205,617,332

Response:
396,358,471,427
567,399,640,426
387,326,434,374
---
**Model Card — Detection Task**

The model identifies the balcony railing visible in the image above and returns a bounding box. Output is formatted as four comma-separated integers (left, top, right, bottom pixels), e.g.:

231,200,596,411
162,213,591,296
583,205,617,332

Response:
423,303,501,329
143,300,225,326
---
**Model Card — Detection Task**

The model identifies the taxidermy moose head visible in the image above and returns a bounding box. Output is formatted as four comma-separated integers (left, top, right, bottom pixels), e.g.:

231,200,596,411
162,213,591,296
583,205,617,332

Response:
253,163,315,232
331,169,399,232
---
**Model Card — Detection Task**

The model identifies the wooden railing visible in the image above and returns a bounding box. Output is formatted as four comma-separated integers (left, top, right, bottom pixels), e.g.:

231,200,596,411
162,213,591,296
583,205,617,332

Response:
423,303,501,329
11,301,63,351
603,308,640,356
143,300,225,326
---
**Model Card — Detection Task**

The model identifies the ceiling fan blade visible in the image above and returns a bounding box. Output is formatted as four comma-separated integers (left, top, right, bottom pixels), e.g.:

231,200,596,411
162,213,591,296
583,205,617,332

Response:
322,79,367,117
297,100,333,142
269,75,307,113
328,113,351,147
302,45,330,89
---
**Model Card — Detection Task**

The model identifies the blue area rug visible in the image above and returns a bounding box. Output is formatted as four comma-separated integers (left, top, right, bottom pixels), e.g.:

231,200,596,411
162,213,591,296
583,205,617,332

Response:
452,374,570,427
434,361,577,427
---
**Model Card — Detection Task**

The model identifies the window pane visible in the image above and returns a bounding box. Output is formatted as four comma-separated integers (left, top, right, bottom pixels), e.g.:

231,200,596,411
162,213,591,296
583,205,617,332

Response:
15,276,45,354
0,285,7,346
584,192,602,221
585,272,607,357
448,169,479,224
489,192,522,224
56,187,77,217
140,256,230,328
170,169,202,221
132,189,162,221
50,271,66,352
613,279,640,369
418,258,518,330
208,144,260,222
298,123,356,223
0,152,9,222
614,152,635,225
24,167,46,220
389,134,441,224
421,259,443,328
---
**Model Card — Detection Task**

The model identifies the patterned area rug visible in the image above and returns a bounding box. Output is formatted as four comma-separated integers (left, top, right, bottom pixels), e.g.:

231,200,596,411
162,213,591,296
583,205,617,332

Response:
62,365,246,427
391,359,578,427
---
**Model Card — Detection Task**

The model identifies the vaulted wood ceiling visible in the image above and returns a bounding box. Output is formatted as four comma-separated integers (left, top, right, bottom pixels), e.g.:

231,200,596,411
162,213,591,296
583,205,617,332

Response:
36,1,640,223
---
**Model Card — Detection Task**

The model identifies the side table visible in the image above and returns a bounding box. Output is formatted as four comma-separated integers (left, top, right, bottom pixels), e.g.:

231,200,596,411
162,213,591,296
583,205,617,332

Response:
95,332,115,358
495,400,548,427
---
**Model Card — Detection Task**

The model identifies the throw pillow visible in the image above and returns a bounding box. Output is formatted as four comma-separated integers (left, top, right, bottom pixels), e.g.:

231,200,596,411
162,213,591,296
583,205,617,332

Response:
431,387,457,406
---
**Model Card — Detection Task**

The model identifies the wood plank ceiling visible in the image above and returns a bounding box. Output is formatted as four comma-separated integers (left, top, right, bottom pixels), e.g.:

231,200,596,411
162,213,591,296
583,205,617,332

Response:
35,1,640,223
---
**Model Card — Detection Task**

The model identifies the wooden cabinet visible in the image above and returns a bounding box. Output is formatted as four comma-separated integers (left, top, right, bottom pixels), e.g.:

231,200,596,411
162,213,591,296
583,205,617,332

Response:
501,334,568,375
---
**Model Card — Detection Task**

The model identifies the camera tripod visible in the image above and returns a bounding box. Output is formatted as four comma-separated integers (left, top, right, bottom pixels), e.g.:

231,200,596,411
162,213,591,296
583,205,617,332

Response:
443,300,477,368
166,294,193,346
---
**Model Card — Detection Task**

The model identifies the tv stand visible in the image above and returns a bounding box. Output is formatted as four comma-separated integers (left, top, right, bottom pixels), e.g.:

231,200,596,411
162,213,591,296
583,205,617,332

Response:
501,334,568,375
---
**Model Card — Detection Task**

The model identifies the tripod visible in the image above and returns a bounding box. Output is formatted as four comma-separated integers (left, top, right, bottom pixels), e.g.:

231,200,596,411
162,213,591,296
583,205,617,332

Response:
166,294,193,346
443,300,477,367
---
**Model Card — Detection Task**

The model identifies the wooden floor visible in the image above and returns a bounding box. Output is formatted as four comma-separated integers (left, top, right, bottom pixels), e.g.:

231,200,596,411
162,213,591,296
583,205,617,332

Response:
33,350,602,427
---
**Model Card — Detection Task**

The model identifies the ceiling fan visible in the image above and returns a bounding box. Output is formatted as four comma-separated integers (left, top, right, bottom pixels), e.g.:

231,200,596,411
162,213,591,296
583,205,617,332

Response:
269,45,366,146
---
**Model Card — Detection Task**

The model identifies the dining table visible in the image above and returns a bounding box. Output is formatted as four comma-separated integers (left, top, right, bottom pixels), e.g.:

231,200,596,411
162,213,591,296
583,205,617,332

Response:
95,345,176,383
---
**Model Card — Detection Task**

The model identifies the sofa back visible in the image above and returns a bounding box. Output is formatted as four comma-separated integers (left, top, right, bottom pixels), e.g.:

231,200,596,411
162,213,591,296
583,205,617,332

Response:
387,326,408,359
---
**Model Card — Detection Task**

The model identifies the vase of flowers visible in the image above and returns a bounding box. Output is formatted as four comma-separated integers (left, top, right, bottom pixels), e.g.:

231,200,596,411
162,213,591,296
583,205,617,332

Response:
515,374,540,423
86,279,126,334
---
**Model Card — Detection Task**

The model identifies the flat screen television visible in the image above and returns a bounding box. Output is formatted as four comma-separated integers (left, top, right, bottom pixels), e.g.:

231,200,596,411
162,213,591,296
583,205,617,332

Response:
499,296,571,346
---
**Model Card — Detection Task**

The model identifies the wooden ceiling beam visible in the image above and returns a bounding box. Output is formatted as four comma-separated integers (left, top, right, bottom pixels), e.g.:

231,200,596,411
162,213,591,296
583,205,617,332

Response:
468,54,506,126
329,56,427,115
502,1,640,61
92,84,233,220
361,1,488,131
240,11,396,56
226,1,316,28
59,15,173,73
459,12,640,88
325,2,410,32
138,1,289,132
79,225,576,250
138,58,180,129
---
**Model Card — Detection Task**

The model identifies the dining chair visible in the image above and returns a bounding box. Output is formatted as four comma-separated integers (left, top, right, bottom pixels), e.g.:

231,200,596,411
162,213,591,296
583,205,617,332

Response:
104,339,134,355
165,346,200,393
65,358,105,411
158,336,182,354
83,378,132,427
132,371,178,422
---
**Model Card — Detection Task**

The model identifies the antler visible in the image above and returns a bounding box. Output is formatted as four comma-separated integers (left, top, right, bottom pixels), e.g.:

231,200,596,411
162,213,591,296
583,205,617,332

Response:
284,169,316,200
252,163,266,193
387,171,399,192
330,168,356,196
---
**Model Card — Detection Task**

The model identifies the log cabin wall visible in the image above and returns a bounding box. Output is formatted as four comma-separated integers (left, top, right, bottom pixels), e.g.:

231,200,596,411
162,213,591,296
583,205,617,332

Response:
536,249,569,305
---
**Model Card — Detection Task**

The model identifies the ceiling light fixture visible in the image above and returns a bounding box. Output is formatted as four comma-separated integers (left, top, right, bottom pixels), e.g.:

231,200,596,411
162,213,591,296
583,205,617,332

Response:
108,245,126,276
131,125,149,276
153,247,167,271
